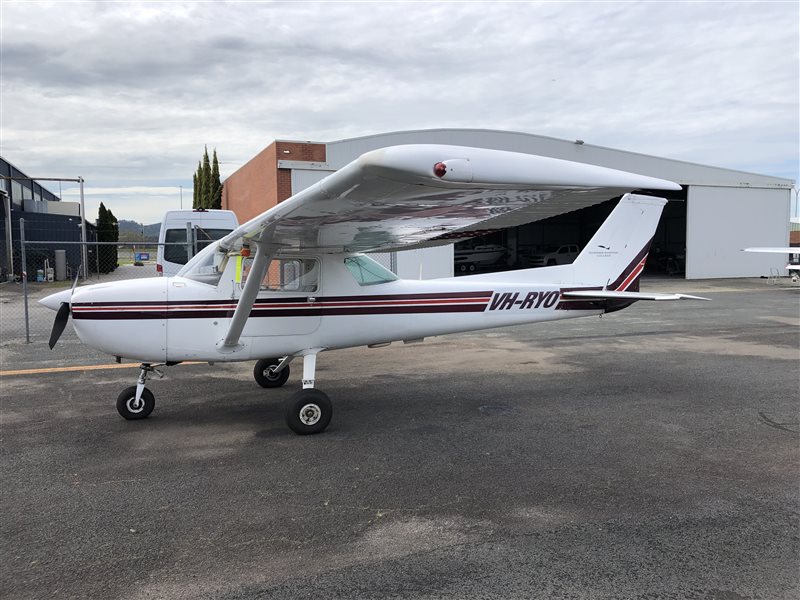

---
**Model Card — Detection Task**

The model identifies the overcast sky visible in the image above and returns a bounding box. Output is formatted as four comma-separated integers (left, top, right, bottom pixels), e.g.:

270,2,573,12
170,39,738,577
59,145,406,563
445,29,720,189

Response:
2,1,798,223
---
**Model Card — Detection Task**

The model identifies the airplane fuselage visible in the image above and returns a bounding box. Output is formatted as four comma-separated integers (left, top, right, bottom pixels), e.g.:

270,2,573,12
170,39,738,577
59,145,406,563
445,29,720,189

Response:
65,253,604,363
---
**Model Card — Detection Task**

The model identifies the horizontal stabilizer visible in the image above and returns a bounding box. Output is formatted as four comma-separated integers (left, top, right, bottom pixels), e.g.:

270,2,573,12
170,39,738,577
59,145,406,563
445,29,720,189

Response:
562,290,710,301
742,247,799,254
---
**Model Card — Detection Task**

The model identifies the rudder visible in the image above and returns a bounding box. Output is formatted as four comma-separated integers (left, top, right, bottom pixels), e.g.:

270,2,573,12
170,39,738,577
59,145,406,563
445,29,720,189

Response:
570,193,667,289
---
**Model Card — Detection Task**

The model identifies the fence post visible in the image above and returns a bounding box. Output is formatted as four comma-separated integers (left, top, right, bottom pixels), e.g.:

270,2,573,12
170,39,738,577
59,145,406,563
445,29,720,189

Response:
19,218,30,344
79,177,88,279
186,222,193,264
3,190,12,280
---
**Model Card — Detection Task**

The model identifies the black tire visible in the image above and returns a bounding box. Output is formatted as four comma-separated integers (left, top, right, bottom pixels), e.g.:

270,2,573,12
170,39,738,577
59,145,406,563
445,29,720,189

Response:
285,389,332,435
116,386,155,420
547,259,557,266
254,358,290,388
458,264,468,273
468,263,476,272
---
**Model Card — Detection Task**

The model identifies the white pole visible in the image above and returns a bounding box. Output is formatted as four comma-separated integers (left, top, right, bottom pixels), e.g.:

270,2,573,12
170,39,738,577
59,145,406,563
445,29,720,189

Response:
180,185,183,209
79,176,88,278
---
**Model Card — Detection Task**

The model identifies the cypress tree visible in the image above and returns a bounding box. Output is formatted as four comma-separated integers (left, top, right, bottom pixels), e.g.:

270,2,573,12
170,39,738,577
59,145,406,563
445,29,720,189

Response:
191,147,223,209
192,170,199,209
201,146,212,209
107,207,119,269
210,149,222,209
97,203,111,273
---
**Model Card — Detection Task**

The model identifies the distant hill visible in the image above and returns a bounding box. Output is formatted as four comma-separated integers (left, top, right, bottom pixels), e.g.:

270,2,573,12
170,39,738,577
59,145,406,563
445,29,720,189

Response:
118,219,160,242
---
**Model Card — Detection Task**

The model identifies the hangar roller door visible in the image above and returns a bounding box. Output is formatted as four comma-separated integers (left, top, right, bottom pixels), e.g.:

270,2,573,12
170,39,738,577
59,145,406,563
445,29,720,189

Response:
686,186,790,279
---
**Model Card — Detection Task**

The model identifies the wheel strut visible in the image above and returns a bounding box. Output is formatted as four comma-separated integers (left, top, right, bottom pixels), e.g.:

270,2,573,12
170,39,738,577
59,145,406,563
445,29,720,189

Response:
135,363,163,404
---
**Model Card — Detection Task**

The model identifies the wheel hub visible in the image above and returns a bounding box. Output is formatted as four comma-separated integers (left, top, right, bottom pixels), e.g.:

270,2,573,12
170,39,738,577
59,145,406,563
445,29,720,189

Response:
299,403,322,426
126,397,144,413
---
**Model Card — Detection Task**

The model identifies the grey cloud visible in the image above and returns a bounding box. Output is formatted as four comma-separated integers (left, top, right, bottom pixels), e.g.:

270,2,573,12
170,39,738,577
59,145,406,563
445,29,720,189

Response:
1,1,797,222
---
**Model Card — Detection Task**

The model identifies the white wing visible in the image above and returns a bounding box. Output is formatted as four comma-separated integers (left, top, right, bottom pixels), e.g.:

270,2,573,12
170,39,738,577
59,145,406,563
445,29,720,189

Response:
220,144,680,253
216,145,681,350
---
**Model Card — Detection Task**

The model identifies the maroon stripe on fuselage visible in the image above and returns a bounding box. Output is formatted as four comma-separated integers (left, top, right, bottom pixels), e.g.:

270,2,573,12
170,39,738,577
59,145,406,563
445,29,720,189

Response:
71,291,494,310
71,291,497,320
72,303,489,320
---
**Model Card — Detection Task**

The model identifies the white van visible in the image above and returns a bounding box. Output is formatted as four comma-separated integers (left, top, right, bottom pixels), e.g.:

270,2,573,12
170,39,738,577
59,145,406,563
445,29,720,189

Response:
157,209,239,276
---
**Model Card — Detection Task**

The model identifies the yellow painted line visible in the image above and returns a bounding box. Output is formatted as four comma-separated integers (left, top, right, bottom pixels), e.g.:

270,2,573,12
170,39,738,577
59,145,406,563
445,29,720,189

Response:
0,362,203,377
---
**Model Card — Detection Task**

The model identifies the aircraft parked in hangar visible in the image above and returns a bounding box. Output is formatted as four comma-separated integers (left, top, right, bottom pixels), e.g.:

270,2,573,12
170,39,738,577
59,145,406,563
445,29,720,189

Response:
41,145,708,435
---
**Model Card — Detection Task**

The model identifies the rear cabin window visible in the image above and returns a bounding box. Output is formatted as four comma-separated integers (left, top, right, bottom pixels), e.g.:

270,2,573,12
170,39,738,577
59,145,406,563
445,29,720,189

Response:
344,256,398,286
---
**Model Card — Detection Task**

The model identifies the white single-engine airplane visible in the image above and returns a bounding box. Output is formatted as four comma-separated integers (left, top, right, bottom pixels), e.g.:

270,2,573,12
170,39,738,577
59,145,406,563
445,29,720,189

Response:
41,145,708,435
742,245,800,281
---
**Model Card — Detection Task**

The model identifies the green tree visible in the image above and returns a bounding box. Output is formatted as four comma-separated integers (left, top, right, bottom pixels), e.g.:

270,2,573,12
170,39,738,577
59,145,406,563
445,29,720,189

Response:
201,146,212,209
192,146,223,209
210,149,222,209
192,170,199,209
96,202,118,273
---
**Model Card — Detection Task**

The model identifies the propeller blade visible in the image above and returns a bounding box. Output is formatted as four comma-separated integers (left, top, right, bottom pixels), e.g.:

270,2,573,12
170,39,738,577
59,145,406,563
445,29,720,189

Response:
48,302,71,349
71,266,80,294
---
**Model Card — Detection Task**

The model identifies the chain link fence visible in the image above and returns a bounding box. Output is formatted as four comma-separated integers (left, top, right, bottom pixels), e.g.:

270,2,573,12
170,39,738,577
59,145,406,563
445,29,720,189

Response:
0,216,180,345
0,219,403,346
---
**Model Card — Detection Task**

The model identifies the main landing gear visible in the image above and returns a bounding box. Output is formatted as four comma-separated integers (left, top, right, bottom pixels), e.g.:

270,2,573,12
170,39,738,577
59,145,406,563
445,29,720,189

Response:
254,351,332,435
114,353,332,435
253,357,291,388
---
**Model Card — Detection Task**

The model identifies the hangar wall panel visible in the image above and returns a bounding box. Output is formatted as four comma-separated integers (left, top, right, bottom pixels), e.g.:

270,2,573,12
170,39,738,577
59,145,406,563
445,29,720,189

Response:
686,186,789,279
291,168,331,192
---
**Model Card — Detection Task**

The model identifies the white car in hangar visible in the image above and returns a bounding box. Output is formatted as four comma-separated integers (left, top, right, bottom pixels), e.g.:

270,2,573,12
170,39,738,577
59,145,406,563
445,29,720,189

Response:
526,244,581,267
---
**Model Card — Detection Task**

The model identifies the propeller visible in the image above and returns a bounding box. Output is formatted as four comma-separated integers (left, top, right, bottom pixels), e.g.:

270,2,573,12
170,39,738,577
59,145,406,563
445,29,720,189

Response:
46,267,81,350
48,302,71,349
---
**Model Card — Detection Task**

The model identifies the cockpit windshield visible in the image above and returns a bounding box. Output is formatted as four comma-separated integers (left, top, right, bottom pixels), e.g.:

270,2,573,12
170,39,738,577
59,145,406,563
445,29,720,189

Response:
177,239,233,285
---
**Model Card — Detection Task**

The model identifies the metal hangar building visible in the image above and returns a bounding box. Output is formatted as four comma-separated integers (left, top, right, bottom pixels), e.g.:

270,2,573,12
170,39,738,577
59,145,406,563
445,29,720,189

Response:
222,129,794,280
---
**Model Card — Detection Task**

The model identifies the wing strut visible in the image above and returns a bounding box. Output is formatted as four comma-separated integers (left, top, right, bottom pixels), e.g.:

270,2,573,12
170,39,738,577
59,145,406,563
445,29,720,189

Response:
218,229,276,352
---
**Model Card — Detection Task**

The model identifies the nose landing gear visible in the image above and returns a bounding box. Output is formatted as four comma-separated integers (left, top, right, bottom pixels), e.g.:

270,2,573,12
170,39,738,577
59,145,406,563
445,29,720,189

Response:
116,363,163,420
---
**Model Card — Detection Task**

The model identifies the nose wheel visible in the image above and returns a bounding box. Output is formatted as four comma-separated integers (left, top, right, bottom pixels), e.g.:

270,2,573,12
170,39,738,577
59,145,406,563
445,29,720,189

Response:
116,386,155,420
116,363,162,420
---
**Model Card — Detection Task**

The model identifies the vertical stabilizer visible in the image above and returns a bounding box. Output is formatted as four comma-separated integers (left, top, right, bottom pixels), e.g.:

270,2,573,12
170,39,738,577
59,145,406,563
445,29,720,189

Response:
570,193,667,289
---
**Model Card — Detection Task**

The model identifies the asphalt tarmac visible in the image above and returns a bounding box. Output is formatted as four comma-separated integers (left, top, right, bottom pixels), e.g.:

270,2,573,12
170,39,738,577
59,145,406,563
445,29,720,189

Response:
1,278,798,599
